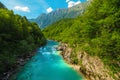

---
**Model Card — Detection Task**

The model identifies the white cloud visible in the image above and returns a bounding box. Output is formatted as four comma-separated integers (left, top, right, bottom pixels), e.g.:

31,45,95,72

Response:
14,6,30,12
46,7,53,13
66,0,70,2
67,0,81,8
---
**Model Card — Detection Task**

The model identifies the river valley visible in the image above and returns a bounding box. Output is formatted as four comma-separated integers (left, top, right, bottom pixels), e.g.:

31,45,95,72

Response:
12,40,83,80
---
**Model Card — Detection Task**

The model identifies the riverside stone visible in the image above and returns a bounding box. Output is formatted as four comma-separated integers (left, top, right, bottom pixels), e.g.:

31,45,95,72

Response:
58,44,116,80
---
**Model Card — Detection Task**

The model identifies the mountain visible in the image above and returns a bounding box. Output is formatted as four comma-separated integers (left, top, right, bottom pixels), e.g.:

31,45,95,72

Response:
30,2,88,29
43,0,120,80
0,2,6,8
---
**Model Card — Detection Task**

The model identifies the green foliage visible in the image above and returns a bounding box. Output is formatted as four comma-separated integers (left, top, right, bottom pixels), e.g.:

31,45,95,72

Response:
43,0,120,77
70,51,78,64
0,7,46,76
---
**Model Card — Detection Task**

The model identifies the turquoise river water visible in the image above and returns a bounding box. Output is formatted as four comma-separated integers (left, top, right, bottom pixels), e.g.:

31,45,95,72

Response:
13,40,83,80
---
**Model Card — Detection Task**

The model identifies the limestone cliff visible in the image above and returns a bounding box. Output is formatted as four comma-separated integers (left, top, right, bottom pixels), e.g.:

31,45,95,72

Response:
57,44,117,80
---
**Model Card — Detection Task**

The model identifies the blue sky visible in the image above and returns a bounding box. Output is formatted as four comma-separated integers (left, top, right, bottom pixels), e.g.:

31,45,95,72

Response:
0,0,87,19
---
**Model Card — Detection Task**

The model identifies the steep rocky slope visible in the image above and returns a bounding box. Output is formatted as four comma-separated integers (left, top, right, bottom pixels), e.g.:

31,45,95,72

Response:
57,44,119,80
29,2,88,28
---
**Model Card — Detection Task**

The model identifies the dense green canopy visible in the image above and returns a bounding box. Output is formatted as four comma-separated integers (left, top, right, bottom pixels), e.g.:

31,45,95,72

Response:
0,5,46,77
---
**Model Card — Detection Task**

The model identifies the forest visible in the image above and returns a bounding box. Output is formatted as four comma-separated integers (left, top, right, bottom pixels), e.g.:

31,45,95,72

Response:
43,0,120,78
0,2,46,77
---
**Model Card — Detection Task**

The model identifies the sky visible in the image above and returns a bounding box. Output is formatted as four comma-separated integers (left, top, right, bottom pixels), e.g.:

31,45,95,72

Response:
0,0,87,19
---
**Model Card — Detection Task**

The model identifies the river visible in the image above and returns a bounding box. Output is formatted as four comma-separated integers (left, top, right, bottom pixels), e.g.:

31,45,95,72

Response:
12,40,83,80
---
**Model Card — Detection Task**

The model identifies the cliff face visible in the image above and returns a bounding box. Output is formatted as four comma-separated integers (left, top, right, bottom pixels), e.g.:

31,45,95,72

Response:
57,44,115,80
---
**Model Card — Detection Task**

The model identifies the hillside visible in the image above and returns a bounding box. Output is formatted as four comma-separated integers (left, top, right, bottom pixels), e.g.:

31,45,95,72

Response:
43,0,120,79
0,2,6,8
30,2,88,29
0,2,46,79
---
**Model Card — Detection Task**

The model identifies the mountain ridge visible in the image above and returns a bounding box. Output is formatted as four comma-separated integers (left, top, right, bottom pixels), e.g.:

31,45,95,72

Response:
0,2,6,9
29,2,88,29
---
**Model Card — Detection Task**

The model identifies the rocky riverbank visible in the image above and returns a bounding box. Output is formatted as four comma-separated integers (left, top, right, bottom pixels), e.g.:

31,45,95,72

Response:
57,43,116,80
0,52,35,80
